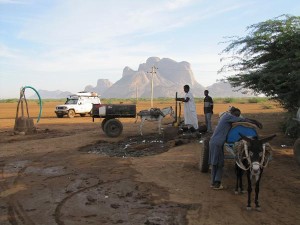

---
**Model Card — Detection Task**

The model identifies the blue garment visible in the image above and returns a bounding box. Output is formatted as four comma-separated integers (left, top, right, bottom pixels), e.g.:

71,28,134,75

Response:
226,125,258,143
209,113,246,165
211,165,223,185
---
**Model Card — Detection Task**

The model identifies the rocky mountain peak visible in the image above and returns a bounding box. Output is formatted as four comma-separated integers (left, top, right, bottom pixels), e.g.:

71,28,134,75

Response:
102,57,205,98
29,57,256,99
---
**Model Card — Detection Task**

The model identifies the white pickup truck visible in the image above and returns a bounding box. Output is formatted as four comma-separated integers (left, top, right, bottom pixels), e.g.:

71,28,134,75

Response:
55,92,101,118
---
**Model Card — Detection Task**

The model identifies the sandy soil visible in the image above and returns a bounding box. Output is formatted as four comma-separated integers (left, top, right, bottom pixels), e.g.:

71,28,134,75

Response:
0,101,299,225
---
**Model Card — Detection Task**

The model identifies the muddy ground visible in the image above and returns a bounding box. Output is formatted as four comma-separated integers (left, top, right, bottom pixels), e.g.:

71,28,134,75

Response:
0,102,299,225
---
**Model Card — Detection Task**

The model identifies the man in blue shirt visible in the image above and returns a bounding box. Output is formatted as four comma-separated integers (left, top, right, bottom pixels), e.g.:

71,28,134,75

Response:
209,107,262,189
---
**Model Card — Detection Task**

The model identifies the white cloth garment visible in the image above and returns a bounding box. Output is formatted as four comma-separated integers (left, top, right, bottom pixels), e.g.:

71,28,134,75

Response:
184,91,198,129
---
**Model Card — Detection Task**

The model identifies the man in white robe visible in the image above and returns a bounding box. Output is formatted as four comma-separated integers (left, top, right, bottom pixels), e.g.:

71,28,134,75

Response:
177,85,198,130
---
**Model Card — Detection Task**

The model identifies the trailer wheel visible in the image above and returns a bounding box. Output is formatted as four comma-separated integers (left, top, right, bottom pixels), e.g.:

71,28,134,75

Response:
101,118,108,131
294,138,300,165
199,137,210,173
104,119,123,137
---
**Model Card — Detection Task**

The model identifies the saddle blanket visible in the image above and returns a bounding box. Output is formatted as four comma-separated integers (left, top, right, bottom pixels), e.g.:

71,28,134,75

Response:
138,108,163,118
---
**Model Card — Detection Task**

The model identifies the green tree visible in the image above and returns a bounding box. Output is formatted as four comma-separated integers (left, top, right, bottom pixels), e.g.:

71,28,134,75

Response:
219,15,300,113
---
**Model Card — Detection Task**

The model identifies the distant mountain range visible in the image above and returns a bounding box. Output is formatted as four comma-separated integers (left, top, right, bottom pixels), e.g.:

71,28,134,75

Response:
30,57,255,99
30,90,73,99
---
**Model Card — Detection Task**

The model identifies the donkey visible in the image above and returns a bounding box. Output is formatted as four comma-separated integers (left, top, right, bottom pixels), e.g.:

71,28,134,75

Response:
135,106,174,135
234,134,276,211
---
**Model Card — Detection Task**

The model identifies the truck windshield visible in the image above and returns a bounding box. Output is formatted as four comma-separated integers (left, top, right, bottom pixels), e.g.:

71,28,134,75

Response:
65,99,78,104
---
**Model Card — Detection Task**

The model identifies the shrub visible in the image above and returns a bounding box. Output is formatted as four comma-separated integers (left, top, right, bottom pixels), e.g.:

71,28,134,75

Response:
248,98,259,103
261,104,273,109
223,98,234,103
281,112,300,138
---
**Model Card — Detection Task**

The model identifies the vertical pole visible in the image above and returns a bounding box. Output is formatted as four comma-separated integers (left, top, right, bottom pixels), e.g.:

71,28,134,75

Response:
151,67,154,108
136,83,138,104
148,66,157,108
175,92,178,123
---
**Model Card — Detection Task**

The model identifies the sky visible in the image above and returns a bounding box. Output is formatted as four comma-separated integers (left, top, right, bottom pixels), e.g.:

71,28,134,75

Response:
0,0,299,98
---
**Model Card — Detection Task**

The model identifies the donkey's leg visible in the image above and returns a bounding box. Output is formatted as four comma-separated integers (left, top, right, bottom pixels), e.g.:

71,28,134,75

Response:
235,164,240,194
158,117,162,134
140,118,145,136
254,170,263,211
235,165,244,194
246,171,252,210
239,169,245,193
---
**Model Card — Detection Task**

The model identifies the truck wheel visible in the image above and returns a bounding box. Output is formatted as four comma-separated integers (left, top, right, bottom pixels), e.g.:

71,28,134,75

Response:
68,109,75,118
104,119,123,137
56,114,63,118
80,113,86,117
199,137,210,173
294,138,300,165
101,118,108,131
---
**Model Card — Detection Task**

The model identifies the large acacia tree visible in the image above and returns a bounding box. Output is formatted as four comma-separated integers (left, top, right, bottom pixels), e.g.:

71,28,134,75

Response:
220,15,300,112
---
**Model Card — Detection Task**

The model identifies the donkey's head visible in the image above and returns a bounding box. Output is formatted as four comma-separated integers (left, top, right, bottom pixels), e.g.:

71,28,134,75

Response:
239,134,276,177
162,106,175,118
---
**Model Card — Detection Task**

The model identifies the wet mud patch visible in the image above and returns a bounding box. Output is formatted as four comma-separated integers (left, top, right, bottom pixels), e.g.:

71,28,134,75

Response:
57,178,195,225
80,134,176,157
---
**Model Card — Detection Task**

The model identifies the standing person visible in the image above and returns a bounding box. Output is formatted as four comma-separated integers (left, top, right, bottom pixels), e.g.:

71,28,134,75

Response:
204,90,213,133
209,107,262,190
176,85,199,131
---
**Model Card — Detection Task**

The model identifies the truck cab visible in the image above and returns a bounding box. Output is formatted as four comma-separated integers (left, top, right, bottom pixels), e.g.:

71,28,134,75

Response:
55,92,101,118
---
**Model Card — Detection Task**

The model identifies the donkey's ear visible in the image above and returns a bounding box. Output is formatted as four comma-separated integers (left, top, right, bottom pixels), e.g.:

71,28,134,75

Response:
262,134,276,143
239,133,253,142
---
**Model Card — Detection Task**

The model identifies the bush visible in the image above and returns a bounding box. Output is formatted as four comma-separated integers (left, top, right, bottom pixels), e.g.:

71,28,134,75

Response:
223,98,234,103
261,104,273,109
248,98,259,103
282,112,300,138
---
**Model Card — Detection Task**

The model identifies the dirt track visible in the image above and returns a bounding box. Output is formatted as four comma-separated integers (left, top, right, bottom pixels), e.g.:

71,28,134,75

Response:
0,101,299,225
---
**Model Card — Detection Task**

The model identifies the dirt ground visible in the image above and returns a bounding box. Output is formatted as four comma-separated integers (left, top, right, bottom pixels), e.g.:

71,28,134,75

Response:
0,101,299,225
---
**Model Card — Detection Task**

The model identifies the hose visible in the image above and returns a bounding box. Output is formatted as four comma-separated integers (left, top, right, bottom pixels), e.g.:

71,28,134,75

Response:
22,86,42,123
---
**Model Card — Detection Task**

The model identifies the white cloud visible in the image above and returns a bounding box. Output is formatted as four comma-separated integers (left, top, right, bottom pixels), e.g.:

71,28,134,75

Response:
0,0,28,4
17,0,237,47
